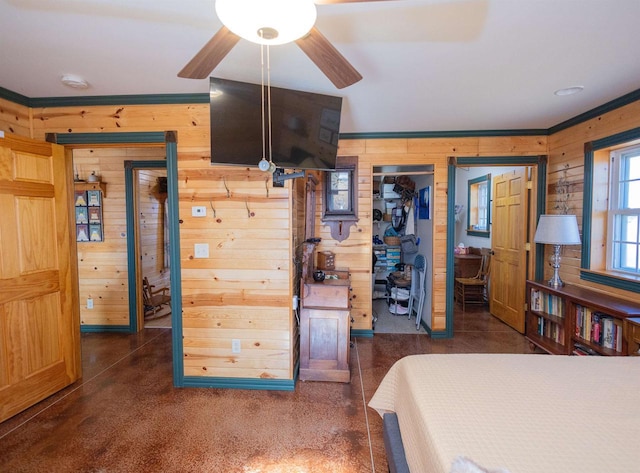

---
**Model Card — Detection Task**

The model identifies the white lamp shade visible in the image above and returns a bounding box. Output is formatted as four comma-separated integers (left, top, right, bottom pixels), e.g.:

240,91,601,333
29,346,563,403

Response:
215,0,317,45
534,214,581,245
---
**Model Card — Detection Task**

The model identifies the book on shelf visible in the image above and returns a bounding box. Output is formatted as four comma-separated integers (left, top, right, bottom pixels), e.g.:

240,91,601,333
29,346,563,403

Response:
530,288,564,317
574,308,624,353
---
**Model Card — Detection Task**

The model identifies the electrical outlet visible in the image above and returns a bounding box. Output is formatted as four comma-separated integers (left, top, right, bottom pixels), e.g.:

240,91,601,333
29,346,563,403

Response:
87,297,94,309
192,206,206,217
194,243,209,258
231,339,241,354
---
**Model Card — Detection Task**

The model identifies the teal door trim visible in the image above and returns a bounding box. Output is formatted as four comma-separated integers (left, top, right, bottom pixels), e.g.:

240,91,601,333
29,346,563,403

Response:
446,156,547,338
45,131,184,387
124,160,167,333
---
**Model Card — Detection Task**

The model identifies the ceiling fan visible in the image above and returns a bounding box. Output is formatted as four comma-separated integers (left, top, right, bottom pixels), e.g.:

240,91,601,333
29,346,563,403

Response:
178,0,391,89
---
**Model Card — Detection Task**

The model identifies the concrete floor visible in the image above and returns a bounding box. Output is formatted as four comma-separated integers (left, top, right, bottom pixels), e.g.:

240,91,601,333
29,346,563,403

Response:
0,307,535,472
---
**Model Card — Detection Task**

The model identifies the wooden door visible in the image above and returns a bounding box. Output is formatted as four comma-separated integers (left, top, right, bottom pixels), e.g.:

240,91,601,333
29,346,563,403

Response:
0,133,81,422
489,168,528,333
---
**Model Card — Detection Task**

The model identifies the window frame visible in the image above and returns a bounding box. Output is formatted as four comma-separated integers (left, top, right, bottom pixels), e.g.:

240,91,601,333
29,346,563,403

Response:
582,127,640,292
607,145,640,274
466,173,491,238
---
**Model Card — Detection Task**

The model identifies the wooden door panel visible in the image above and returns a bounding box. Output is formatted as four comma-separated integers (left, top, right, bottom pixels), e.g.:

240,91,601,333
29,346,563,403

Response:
0,133,80,422
489,169,527,333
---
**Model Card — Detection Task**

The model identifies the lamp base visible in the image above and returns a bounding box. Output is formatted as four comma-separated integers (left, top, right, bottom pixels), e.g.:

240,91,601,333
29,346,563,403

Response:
547,244,564,288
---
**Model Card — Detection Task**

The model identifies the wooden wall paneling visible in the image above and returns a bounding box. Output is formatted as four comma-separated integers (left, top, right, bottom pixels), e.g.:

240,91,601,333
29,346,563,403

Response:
180,165,295,380
73,147,165,327
0,98,32,138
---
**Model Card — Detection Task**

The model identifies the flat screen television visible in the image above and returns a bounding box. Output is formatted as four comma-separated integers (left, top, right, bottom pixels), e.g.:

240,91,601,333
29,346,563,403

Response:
209,77,343,170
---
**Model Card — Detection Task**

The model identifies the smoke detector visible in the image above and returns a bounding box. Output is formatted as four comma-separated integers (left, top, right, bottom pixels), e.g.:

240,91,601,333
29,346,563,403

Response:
61,74,89,89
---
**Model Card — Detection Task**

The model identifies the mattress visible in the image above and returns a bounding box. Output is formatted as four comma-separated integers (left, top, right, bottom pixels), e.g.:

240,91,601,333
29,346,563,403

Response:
368,354,640,473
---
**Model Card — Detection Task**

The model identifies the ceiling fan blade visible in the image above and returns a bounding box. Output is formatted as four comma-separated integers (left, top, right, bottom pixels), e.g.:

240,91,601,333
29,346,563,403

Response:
295,27,362,89
314,0,395,4
178,26,240,79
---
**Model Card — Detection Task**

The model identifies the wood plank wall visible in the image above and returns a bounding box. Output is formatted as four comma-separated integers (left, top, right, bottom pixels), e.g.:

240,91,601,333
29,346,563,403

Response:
317,137,547,332
73,147,166,326
546,100,640,302
0,98,31,137
0,95,638,379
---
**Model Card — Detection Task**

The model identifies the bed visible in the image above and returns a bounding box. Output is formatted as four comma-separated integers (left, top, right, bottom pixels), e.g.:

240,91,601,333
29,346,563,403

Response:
368,354,640,473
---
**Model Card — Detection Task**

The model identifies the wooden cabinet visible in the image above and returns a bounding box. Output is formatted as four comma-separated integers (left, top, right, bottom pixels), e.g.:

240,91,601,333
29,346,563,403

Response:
525,280,640,356
300,272,351,382
454,253,482,278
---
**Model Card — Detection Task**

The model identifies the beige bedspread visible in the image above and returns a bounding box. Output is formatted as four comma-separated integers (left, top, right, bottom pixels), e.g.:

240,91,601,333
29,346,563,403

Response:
369,354,640,473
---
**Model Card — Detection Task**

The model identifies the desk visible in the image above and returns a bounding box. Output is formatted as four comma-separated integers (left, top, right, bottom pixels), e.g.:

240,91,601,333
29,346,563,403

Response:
454,254,482,278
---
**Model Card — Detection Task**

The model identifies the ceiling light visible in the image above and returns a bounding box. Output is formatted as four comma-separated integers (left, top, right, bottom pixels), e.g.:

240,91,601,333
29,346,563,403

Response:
61,74,89,89
215,0,317,45
554,86,584,96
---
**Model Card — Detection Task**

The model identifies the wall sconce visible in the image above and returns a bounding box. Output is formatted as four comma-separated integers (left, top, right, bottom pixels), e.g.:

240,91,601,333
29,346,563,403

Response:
534,214,581,288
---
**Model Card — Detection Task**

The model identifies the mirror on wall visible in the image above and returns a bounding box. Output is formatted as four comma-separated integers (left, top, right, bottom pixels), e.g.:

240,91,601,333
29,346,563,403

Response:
467,173,491,238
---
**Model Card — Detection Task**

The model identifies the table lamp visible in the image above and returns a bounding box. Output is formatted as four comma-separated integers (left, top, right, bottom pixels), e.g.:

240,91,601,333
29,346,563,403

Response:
533,214,581,287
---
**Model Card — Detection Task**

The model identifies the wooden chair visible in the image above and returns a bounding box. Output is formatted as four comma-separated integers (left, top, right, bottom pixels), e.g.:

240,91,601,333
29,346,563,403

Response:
142,277,171,318
454,248,491,311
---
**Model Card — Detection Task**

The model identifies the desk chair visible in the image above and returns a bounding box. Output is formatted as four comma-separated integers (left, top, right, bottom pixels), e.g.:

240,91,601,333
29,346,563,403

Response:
454,248,491,311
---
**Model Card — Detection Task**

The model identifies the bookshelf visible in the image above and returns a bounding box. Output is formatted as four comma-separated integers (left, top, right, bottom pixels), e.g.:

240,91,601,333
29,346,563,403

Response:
526,280,640,356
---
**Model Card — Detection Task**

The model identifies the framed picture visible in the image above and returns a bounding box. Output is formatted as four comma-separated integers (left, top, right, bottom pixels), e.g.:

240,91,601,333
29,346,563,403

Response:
87,190,101,206
75,206,88,224
418,186,431,220
88,206,102,224
74,190,87,207
76,224,89,242
89,224,103,242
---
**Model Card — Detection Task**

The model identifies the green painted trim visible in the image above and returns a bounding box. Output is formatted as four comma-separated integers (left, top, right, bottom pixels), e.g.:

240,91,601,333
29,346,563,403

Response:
50,132,167,145
29,93,209,108
456,156,543,166
580,271,640,293
339,129,547,140
534,159,548,281
467,230,490,238
581,127,640,291
81,325,130,333
429,330,450,339
445,160,456,339
0,86,30,107
166,141,184,387
182,376,296,391
3,85,640,137
548,88,640,135
351,329,374,338
124,160,167,334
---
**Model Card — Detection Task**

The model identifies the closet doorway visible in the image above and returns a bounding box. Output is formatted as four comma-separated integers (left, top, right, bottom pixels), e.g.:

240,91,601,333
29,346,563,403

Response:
372,165,434,334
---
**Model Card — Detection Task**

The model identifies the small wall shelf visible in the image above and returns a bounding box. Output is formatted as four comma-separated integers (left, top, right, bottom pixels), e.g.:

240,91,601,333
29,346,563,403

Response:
74,181,107,198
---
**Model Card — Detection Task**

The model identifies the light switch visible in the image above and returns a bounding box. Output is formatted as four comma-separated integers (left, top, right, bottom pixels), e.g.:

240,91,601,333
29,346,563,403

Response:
194,243,209,258
192,206,206,217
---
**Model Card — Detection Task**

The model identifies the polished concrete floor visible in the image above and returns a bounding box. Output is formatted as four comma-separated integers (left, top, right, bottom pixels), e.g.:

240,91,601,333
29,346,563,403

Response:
0,307,535,472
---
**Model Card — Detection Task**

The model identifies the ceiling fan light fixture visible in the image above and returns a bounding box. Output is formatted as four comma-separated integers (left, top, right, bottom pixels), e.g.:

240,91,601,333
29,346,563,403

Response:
215,0,317,45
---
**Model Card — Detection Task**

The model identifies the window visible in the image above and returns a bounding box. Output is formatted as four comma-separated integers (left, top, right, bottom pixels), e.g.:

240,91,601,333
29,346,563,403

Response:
582,127,640,292
608,145,640,274
467,174,491,237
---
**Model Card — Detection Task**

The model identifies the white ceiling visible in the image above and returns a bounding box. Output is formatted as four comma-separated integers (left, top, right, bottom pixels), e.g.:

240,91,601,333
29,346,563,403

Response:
1,0,640,134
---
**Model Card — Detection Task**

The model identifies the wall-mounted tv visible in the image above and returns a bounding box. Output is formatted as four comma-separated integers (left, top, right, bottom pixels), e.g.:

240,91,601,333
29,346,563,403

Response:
209,77,343,170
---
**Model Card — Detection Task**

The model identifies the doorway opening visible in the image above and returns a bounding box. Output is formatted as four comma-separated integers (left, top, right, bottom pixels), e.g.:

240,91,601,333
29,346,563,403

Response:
372,165,434,334
448,156,547,337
